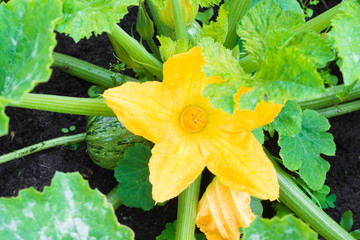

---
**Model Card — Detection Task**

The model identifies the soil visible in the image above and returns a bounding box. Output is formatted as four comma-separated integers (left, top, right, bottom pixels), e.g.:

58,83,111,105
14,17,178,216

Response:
0,1,359,239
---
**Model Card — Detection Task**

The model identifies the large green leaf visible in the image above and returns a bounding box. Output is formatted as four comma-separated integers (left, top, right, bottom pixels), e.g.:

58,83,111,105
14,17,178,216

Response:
329,0,360,85
0,172,134,239
237,0,334,110
200,38,250,114
0,0,62,136
201,3,228,44
56,0,138,42
279,110,336,190
114,143,155,211
249,0,303,13
243,215,317,239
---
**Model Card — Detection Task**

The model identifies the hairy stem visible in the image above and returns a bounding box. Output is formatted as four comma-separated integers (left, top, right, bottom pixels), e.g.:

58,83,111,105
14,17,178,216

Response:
175,175,202,240
266,151,355,240
107,185,122,210
0,133,86,165
10,93,114,117
52,53,137,88
171,0,187,40
110,24,163,79
318,99,360,118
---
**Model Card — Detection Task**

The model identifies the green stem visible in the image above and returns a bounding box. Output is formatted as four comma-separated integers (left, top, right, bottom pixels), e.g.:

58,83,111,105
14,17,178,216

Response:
52,53,137,88
298,82,360,110
175,175,202,240
266,152,355,240
223,0,252,49
318,99,360,118
239,3,342,73
171,0,187,40
9,93,115,117
0,133,86,165
147,0,169,36
147,38,162,61
106,185,122,210
110,24,163,79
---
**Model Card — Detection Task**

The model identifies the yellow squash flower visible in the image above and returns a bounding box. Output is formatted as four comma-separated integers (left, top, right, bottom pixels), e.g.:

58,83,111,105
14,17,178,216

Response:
104,47,282,203
196,177,255,240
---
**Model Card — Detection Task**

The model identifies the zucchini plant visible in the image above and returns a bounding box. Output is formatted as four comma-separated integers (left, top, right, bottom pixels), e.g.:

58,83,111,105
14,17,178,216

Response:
0,0,359,239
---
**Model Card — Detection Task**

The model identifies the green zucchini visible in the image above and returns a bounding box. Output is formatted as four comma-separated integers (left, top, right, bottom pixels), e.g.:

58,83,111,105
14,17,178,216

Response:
86,116,152,170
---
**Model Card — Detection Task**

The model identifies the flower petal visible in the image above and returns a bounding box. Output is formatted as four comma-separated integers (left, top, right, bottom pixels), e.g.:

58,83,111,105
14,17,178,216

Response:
103,81,180,143
203,129,279,201
163,47,221,106
196,177,255,240
149,134,205,202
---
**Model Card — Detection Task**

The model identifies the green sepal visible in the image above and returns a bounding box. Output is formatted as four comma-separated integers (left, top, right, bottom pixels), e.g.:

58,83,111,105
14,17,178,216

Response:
278,110,336,191
0,0,62,136
270,101,302,137
329,0,360,85
0,172,134,239
200,38,250,114
114,143,155,211
243,215,317,240
56,0,138,42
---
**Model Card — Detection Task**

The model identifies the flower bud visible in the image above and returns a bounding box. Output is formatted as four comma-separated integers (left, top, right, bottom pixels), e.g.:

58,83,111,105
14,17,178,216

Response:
156,0,198,28
136,0,155,40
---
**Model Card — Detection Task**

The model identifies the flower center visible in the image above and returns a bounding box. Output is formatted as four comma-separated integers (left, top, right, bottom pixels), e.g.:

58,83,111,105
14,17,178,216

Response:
180,106,207,132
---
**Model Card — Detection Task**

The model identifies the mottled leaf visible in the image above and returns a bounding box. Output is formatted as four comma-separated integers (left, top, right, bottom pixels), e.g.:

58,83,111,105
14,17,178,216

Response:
200,38,250,113
0,172,134,239
237,0,334,109
114,143,155,211
157,36,190,61
279,110,335,190
202,3,228,44
243,215,317,239
0,0,61,136
329,0,360,85
270,101,302,137
250,0,303,13
56,0,138,42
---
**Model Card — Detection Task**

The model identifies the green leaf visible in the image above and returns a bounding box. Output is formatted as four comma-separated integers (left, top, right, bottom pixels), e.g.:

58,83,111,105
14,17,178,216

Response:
201,3,228,44
114,143,155,211
56,0,138,42
243,215,317,240
153,0,220,9
270,101,302,137
157,36,191,61
249,0,303,13
0,0,62,136
156,221,200,240
329,0,360,85
274,202,293,218
351,230,360,239
252,127,264,145
237,0,334,109
340,210,354,232
0,172,134,239
279,110,335,190
200,38,250,114
311,185,336,209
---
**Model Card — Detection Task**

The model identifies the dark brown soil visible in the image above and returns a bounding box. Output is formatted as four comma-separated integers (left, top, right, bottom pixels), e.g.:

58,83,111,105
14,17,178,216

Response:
1,1,359,239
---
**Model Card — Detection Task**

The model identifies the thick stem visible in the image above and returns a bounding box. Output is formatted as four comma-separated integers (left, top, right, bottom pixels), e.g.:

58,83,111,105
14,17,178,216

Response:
52,53,137,88
171,0,187,40
110,24,163,79
0,133,86,165
223,0,252,49
106,185,122,210
10,93,115,117
318,100,360,118
175,175,202,240
266,153,355,240
298,82,360,110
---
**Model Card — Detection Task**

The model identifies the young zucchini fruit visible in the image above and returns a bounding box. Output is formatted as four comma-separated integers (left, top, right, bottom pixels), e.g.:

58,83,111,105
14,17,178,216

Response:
86,116,153,170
